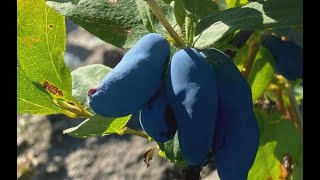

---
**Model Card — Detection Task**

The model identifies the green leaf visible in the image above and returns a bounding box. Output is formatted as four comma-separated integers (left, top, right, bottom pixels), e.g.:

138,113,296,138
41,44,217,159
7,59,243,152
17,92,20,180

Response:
17,0,84,116
185,14,197,47
226,0,248,8
181,0,219,19
248,141,281,180
18,68,60,114
18,0,71,95
135,0,156,32
290,154,303,180
247,46,275,102
248,109,303,180
46,0,147,48
158,132,188,167
194,1,303,48
64,114,132,138
173,0,187,30
71,64,112,113
47,0,175,48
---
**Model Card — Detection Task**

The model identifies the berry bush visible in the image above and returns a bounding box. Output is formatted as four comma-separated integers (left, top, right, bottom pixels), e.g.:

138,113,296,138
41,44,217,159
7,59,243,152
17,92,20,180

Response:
17,0,303,179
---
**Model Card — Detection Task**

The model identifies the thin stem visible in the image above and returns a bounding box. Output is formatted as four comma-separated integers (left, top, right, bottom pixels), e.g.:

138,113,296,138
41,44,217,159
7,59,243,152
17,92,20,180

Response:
242,41,260,79
145,0,185,48
122,127,149,139
78,109,94,118
69,96,94,118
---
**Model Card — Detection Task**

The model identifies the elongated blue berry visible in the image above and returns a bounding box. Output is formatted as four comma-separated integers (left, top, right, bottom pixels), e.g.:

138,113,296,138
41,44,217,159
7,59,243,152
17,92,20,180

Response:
139,84,177,142
202,48,259,180
262,34,303,81
88,33,170,117
167,48,218,166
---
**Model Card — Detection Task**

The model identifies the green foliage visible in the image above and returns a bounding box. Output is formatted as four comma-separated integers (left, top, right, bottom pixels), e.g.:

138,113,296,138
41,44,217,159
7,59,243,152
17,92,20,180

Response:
17,68,65,114
181,0,219,19
17,0,84,117
46,0,146,48
247,46,275,102
194,1,302,48
248,109,302,179
18,0,71,93
173,0,187,30
63,114,132,138
135,0,156,32
158,133,188,167
47,0,175,48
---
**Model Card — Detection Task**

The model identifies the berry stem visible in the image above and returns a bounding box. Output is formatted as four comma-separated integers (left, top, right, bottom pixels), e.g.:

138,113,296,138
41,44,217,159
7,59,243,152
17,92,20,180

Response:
145,0,185,48
242,41,260,79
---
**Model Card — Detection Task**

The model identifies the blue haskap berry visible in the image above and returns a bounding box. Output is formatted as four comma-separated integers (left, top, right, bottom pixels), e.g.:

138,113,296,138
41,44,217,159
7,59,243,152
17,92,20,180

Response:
201,48,259,180
88,33,170,117
139,84,177,142
166,48,218,166
262,34,303,81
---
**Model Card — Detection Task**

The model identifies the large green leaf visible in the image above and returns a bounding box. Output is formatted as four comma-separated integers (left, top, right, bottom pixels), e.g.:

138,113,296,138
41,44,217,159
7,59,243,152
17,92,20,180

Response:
18,0,71,94
17,68,66,115
194,1,303,48
181,0,219,19
248,109,303,179
135,0,156,32
247,46,275,102
17,0,84,116
47,0,175,48
158,132,188,167
71,64,112,113
249,142,281,180
63,114,132,138
144,0,178,35
174,0,187,30
46,0,147,48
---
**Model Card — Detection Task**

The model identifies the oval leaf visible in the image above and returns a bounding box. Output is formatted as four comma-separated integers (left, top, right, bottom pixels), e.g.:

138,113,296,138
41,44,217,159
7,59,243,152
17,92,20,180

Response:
248,109,303,180
173,0,187,29
194,1,303,48
18,0,72,94
158,132,188,167
47,0,175,48
17,0,82,115
63,114,132,138
181,0,219,19
18,68,67,115
135,0,156,32
247,46,275,102
47,0,148,48
71,64,112,113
